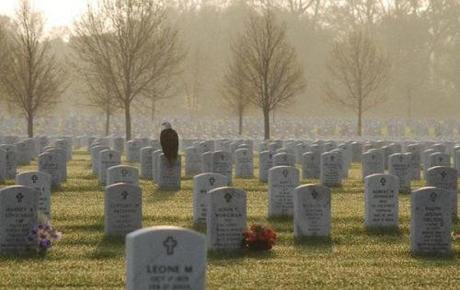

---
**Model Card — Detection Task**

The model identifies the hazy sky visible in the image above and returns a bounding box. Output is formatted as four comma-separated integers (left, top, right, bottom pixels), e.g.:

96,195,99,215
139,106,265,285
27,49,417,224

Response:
0,0,89,29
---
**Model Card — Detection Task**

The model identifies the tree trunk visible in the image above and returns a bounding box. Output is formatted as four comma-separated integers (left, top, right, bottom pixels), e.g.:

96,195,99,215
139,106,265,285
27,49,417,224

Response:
357,106,362,137
105,110,110,137
263,109,270,140
238,111,243,136
151,99,156,124
27,113,34,138
125,102,132,140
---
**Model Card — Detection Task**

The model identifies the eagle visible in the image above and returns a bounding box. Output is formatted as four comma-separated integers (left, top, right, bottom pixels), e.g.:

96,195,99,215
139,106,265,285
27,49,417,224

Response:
160,122,179,165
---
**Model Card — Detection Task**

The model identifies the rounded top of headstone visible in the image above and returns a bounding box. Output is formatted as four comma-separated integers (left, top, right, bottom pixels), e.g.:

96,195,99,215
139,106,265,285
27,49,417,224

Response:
126,226,205,240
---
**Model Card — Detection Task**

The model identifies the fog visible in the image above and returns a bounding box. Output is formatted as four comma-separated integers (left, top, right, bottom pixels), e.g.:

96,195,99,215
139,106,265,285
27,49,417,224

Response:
0,0,459,138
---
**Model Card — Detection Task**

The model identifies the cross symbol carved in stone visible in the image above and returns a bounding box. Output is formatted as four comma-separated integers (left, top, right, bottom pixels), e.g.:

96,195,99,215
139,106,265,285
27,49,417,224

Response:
31,175,38,184
16,193,24,203
209,177,216,186
121,191,129,200
163,236,177,256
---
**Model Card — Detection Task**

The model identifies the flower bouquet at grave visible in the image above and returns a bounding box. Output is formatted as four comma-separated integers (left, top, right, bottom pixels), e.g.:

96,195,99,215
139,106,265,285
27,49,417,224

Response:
242,224,277,251
27,215,62,254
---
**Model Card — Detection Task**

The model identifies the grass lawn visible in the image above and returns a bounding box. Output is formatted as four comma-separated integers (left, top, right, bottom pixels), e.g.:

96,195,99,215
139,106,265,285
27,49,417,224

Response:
0,150,459,289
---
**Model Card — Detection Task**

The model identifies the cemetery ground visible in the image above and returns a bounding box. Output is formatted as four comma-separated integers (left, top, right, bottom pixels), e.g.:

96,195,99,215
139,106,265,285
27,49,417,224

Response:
1,152,460,289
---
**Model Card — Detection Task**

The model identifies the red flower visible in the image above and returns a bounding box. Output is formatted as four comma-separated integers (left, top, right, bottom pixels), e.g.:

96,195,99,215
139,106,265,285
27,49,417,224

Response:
242,224,277,251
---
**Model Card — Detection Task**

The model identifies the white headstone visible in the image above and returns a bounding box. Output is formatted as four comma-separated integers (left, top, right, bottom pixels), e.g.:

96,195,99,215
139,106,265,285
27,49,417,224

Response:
126,226,206,290
388,153,411,193
193,173,228,224
259,151,273,183
234,148,253,178
364,174,399,229
0,186,38,254
107,165,139,186
207,187,246,250
410,187,452,255
425,166,458,220
104,183,142,235
158,154,181,191
268,166,300,217
293,184,331,238
16,171,52,219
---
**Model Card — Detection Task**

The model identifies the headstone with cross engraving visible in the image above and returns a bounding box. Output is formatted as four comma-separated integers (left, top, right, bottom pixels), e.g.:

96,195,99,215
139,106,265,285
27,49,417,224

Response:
273,152,296,167
107,165,139,186
411,187,452,255
199,140,215,154
99,149,122,185
207,187,247,250
388,153,411,193
268,166,300,217
425,166,458,220
234,148,253,179
428,152,451,169
126,139,142,162
140,147,154,180
0,145,17,179
302,151,320,179
38,151,61,187
158,154,181,191
362,149,385,180
46,148,67,182
0,186,38,254
212,151,232,185
320,151,342,187
185,146,201,177
293,184,331,237
364,174,399,229
104,183,142,235
259,150,274,183
16,171,52,219
126,226,206,290
193,173,228,225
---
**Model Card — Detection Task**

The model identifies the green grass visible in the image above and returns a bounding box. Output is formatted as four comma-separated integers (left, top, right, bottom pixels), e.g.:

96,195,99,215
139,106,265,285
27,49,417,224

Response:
1,152,460,289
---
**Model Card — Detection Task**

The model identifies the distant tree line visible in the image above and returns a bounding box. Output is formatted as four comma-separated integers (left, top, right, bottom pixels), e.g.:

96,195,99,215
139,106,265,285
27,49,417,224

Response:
0,0,459,139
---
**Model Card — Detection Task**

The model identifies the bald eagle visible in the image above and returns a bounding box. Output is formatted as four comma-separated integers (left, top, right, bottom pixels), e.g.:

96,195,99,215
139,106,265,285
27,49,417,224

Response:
160,122,179,165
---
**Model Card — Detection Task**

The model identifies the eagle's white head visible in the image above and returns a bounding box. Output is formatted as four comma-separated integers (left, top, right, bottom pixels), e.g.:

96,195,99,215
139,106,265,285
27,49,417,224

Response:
161,122,172,130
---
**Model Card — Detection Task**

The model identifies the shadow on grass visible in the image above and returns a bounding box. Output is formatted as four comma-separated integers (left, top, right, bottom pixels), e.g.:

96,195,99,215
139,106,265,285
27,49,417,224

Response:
0,251,48,261
293,236,333,253
65,222,104,232
90,235,125,260
150,187,180,202
365,226,403,237
59,183,101,193
410,251,458,265
208,249,276,262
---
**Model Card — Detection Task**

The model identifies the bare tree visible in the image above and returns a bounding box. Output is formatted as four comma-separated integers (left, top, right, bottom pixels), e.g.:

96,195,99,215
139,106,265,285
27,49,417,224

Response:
324,29,390,136
73,0,184,140
233,9,306,140
78,63,118,136
221,53,252,135
0,0,65,137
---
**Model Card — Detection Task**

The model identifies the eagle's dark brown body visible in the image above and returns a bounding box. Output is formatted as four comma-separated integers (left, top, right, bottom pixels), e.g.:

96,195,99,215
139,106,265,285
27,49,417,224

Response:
160,128,179,164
